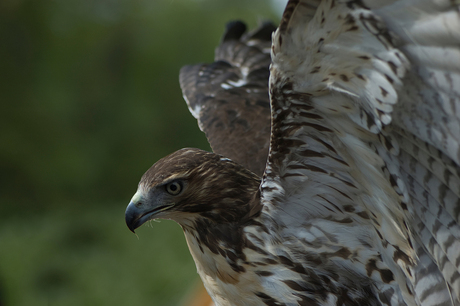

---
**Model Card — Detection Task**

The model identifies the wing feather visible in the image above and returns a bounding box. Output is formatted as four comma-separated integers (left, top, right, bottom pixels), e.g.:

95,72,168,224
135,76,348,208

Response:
259,0,460,304
179,21,276,176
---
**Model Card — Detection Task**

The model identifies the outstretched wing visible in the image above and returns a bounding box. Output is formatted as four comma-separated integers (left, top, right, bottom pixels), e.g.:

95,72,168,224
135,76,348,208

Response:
179,21,275,176
259,0,460,304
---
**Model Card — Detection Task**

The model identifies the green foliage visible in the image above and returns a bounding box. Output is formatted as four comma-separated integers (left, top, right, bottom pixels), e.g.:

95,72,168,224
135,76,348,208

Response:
0,0,280,304
0,206,197,305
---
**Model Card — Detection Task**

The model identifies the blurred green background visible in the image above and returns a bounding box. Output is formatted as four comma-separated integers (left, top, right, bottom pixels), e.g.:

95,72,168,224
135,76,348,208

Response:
0,0,282,305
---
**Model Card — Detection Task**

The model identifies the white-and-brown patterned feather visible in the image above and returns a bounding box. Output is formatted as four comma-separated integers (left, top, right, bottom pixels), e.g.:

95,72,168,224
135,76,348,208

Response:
179,21,275,176
125,1,460,305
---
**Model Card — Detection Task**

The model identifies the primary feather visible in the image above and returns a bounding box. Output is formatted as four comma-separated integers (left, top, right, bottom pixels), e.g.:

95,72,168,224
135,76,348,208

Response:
125,1,460,305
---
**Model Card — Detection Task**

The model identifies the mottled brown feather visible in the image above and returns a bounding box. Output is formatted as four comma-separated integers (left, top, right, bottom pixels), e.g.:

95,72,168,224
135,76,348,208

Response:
179,21,275,176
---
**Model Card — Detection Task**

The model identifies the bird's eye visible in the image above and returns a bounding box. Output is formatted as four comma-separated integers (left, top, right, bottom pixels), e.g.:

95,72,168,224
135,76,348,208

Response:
165,181,182,195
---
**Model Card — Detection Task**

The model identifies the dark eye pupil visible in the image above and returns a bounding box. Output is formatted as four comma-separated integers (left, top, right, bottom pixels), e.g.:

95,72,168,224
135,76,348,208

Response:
166,182,181,195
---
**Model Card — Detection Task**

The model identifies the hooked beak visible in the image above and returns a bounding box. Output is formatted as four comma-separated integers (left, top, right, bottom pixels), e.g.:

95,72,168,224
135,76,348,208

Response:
125,202,145,233
125,194,175,233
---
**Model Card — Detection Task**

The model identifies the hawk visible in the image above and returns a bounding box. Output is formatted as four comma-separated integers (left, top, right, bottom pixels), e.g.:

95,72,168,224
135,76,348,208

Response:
125,1,460,305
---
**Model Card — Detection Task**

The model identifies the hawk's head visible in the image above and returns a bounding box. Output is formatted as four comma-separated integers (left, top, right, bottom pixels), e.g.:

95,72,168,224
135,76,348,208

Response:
125,148,261,233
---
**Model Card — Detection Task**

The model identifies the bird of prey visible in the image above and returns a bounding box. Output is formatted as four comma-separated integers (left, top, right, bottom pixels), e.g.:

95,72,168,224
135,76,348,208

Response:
125,0,460,305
